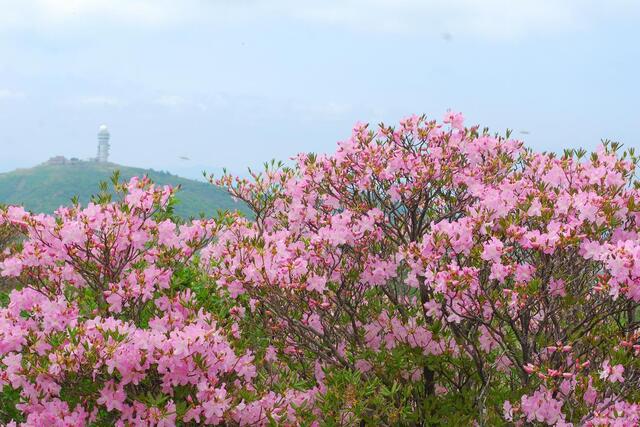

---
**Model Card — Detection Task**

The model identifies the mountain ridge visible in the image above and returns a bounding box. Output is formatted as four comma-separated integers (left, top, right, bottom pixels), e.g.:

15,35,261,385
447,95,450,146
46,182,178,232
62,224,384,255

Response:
0,160,249,219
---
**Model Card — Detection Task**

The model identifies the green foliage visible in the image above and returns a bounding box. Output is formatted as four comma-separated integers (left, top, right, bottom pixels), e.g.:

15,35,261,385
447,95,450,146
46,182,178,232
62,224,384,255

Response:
0,386,23,423
0,161,250,219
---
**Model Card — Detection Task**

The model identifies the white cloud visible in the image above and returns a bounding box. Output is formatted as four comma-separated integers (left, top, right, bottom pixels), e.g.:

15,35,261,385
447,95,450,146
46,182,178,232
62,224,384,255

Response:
155,95,187,107
0,0,187,31
0,0,637,39
154,95,208,111
282,0,639,39
76,96,121,107
0,89,25,100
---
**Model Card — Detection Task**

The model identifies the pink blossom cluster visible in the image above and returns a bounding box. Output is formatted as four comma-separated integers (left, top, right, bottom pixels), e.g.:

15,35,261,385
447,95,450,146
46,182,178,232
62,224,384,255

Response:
0,177,316,426
209,113,640,424
2,112,640,425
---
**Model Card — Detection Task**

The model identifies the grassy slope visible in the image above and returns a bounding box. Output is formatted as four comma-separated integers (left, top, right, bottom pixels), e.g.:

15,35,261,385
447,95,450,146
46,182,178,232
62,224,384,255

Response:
0,162,249,218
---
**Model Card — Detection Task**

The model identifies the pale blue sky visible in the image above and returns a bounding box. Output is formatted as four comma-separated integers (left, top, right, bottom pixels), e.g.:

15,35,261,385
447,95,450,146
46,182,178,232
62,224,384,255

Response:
0,0,638,179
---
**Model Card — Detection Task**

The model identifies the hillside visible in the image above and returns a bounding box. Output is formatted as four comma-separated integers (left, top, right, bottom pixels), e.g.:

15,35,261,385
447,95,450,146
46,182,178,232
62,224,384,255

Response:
0,161,249,219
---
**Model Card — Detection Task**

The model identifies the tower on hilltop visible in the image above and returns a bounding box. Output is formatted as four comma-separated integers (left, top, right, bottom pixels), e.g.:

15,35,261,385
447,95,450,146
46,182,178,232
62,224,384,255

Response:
97,124,110,163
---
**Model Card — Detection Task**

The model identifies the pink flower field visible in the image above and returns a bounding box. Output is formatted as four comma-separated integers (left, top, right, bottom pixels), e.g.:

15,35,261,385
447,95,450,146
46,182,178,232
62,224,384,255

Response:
1,113,640,425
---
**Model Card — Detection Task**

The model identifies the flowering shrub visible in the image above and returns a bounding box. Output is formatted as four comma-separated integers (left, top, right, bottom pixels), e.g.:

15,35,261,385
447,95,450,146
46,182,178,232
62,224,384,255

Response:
208,113,640,425
2,113,640,426
0,177,316,426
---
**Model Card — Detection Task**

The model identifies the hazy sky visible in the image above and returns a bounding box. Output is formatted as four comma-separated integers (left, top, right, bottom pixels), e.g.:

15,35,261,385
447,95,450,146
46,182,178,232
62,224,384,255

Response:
0,0,638,180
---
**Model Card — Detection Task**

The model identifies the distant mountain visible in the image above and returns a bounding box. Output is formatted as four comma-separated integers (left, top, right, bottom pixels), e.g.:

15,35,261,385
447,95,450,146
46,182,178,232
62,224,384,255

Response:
0,160,250,219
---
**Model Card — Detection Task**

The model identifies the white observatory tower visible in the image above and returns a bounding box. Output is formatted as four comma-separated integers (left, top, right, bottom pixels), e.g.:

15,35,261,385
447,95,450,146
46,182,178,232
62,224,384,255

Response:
97,124,110,163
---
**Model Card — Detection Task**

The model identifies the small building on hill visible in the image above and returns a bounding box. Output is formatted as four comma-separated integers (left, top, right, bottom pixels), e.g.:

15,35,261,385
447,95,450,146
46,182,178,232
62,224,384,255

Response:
44,156,69,165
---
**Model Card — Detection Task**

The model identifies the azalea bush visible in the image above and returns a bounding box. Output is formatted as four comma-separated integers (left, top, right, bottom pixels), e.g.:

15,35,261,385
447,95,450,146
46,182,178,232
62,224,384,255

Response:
208,113,640,425
0,209,20,292
0,177,316,426
1,112,640,426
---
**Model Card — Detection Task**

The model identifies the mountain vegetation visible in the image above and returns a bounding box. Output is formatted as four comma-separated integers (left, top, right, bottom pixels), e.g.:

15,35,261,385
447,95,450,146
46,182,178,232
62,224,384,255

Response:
0,160,248,218
1,113,639,425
